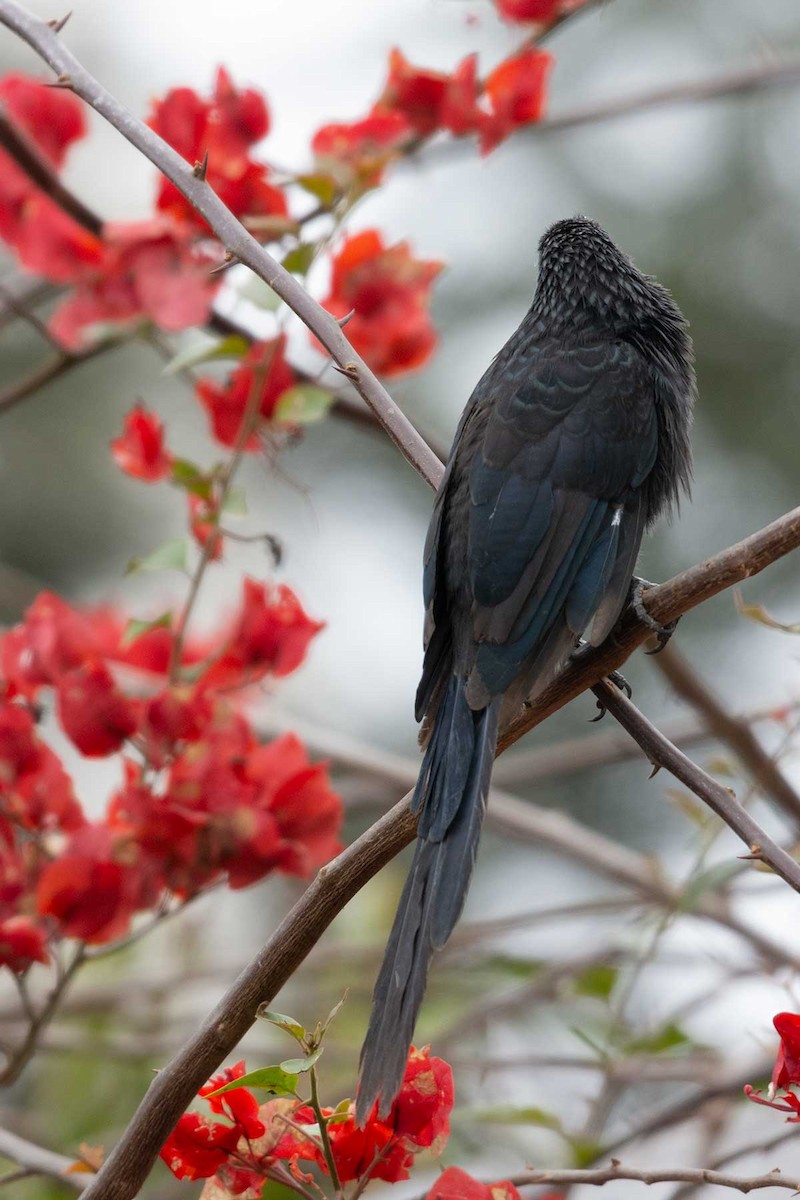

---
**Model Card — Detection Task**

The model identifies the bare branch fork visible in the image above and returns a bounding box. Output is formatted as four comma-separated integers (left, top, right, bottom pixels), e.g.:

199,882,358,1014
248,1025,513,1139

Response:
1,4,799,1199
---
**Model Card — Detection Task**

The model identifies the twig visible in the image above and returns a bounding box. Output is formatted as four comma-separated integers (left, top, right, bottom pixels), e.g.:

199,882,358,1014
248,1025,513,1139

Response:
0,102,102,234
653,642,800,823
0,1126,87,1191
0,0,443,491
503,1163,800,1193
0,943,85,1086
591,680,800,896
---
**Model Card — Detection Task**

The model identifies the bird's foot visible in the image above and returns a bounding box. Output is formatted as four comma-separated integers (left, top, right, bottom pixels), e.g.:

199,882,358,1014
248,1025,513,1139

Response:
590,667,632,722
571,639,631,721
630,577,679,654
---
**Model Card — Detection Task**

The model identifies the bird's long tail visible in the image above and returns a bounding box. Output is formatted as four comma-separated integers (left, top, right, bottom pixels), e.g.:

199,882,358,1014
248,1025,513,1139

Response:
356,676,501,1122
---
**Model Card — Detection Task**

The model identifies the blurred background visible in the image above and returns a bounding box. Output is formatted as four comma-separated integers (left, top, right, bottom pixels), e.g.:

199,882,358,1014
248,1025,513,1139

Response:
2,0,800,1196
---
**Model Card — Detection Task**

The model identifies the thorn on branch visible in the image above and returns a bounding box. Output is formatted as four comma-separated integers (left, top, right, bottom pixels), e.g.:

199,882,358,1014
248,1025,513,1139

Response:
738,843,764,862
47,10,71,31
336,308,356,329
193,150,209,181
46,73,74,89
648,762,662,779
332,362,359,380
211,251,238,275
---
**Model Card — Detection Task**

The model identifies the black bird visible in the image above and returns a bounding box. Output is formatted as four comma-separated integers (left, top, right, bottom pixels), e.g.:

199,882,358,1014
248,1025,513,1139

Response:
356,215,695,1121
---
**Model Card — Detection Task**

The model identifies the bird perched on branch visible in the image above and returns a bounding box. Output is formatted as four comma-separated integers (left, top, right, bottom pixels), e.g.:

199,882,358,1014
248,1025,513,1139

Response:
356,215,695,1122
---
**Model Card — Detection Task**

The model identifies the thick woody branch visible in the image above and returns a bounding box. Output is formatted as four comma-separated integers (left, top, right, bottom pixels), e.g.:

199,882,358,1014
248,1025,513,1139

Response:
0,0,442,491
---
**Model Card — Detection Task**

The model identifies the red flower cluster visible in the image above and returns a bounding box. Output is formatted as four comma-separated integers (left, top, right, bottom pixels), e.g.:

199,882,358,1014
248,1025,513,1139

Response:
51,218,221,351
746,1012,800,1121
161,1047,454,1194
311,43,553,184
0,582,338,955
149,67,288,234
0,74,104,283
426,1167,522,1200
320,230,443,377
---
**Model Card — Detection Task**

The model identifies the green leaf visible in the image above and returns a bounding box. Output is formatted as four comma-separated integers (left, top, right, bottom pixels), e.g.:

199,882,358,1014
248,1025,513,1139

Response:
282,243,316,276
170,458,213,500
279,1048,323,1074
163,334,249,376
261,1183,301,1200
206,1065,299,1098
320,991,349,1036
121,612,172,647
222,486,248,517
275,385,332,426
296,173,338,207
573,964,618,1001
626,1022,691,1056
735,592,800,634
255,1008,306,1042
568,1138,604,1168
474,1105,562,1131
126,538,189,576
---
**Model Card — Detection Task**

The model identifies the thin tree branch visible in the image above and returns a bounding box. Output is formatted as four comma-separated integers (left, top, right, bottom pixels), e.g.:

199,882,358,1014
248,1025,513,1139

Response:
505,1163,799,1193
653,642,800,822
0,103,102,235
0,1126,87,1191
0,0,443,491
591,679,800,895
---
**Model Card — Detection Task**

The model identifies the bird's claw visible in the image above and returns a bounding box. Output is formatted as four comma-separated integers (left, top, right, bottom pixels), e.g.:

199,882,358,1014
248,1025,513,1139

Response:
630,577,679,654
590,667,632,721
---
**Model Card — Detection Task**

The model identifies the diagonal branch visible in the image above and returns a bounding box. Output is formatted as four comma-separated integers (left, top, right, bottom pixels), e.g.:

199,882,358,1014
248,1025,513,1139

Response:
0,0,442,491
0,1126,87,1191
504,1163,799,1194
652,642,800,822
0,103,102,234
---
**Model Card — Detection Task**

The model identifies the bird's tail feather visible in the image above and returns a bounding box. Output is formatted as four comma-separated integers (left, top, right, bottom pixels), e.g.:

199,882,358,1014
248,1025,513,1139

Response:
356,677,500,1123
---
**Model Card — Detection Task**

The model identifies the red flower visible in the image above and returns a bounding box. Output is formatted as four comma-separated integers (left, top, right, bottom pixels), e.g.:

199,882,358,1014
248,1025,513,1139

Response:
36,822,154,944
14,744,84,835
111,404,172,482
0,192,104,283
50,218,220,350
226,733,342,888
745,1012,800,1121
320,230,442,377
278,1104,411,1184
56,662,138,757
160,1112,242,1181
140,687,212,767
200,1061,266,1140
480,49,553,154
312,111,412,188
149,68,286,232
495,0,584,20
1,592,106,696
0,703,41,786
426,1167,522,1200
195,337,296,450
374,49,480,138
200,579,323,691
0,73,86,166
391,1045,454,1150
0,915,49,973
